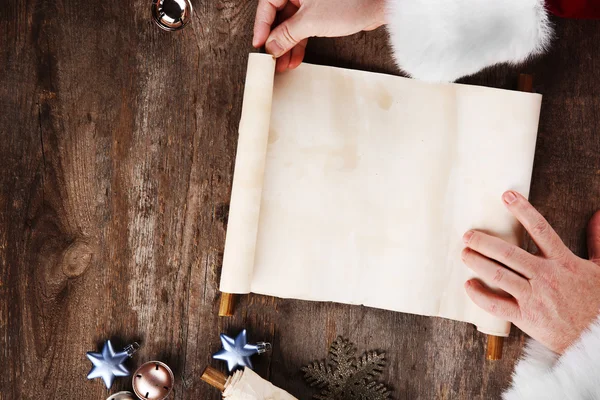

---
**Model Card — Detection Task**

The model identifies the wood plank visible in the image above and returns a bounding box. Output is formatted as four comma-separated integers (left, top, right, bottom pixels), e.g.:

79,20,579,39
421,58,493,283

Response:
1,2,599,398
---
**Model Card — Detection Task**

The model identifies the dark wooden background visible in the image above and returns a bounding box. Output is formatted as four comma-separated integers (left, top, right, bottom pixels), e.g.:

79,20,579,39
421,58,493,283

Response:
1,1,599,398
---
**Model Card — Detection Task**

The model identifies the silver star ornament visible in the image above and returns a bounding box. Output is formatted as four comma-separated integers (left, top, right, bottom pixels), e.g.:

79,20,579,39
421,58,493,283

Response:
87,340,138,389
212,330,270,372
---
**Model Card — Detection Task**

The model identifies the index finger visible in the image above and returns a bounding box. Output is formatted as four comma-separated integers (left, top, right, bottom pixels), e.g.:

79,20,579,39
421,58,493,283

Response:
502,191,567,259
253,0,286,48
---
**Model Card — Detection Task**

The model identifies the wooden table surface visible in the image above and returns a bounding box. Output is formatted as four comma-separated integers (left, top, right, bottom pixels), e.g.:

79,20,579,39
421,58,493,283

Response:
1,1,599,399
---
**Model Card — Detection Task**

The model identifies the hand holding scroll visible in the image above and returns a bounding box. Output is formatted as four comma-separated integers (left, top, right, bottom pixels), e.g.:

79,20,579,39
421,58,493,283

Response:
463,191,600,353
253,0,386,72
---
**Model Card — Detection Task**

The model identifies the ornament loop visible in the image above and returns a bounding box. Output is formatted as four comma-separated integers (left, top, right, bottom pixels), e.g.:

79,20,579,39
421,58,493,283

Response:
124,342,141,357
256,342,272,354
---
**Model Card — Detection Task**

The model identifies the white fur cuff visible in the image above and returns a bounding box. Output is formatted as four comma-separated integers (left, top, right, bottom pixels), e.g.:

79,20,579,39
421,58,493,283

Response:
503,316,600,399
385,0,553,82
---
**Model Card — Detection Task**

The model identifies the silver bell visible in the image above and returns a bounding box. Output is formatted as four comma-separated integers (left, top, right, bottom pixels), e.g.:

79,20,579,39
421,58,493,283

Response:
132,361,175,400
152,0,193,31
106,392,136,400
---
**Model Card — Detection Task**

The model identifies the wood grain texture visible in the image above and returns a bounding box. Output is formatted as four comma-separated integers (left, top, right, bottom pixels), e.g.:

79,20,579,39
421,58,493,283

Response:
201,366,227,392
1,1,599,399
486,336,505,361
219,292,236,317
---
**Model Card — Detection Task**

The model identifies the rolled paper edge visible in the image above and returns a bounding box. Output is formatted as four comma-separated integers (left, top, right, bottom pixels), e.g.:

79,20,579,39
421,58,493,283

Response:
220,53,276,294
475,74,536,341
477,324,511,338
223,368,298,400
223,369,244,397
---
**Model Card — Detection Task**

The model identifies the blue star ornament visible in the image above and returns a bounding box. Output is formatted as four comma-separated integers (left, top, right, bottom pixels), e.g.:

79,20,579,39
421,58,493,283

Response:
86,340,130,389
213,330,262,371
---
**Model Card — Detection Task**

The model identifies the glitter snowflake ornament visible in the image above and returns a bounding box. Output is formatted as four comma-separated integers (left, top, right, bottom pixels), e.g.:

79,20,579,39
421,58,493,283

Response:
302,336,392,400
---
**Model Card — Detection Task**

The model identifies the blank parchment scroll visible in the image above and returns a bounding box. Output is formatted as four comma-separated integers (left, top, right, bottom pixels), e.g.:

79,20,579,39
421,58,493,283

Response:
220,53,541,337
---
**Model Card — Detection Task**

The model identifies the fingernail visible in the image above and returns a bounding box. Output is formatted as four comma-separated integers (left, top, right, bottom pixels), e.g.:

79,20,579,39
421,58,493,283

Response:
266,40,284,57
465,279,479,289
503,191,517,204
463,231,474,244
461,247,469,260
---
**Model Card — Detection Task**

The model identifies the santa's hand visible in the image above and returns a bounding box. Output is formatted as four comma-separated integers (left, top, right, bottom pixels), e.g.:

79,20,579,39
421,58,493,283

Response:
462,191,600,353
253,0,386,72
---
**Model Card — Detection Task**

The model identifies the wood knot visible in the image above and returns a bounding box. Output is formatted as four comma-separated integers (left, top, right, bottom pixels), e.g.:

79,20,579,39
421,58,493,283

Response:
214,203,229,227
39,90,57,101
60,240,94,278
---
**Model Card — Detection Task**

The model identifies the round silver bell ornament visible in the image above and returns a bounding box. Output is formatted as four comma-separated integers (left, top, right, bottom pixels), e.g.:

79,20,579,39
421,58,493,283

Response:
152,0,193,31
106,392,136,400
132,361,175,400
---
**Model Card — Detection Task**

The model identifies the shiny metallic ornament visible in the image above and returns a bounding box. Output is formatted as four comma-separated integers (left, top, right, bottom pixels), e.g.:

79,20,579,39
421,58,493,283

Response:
87,340,140,389
152,0,193,31
213,329,271,372
132,361,174,400
106,391,137,400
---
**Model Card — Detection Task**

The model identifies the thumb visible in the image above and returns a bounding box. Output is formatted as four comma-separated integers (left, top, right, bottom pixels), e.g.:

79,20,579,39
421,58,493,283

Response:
587,210,600,262
266,11,309,58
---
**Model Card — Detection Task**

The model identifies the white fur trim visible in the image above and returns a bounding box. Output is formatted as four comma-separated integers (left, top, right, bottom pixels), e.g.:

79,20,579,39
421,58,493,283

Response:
385,0,553,82
503,316,600,399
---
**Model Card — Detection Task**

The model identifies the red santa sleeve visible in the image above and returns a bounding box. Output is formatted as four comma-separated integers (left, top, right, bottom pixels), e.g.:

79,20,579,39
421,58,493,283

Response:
502,316,600,399
546,0,600,18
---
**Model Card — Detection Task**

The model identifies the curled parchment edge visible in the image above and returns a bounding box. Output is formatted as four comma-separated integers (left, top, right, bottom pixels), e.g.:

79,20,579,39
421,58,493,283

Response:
223,368,297,400
220,54,276,293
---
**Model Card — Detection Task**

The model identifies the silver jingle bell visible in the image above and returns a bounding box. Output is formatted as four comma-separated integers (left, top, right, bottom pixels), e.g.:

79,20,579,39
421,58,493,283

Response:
132,361,175,400
152,0,193,31
106,392,136,400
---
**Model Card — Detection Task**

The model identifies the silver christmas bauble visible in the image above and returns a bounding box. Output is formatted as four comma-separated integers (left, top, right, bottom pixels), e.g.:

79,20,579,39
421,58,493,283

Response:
106,392,136,400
